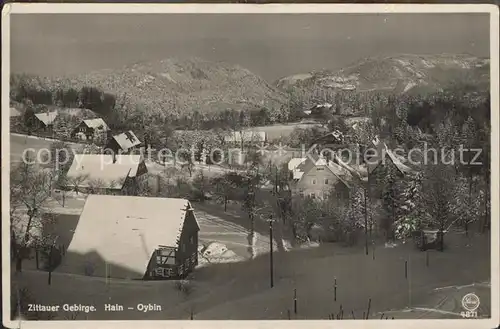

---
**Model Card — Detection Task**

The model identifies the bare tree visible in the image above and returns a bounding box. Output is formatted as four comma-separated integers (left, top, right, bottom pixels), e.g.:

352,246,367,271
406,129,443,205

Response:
241,166,268,259
87,178,107,194
10,156,53,272
67,174,89,195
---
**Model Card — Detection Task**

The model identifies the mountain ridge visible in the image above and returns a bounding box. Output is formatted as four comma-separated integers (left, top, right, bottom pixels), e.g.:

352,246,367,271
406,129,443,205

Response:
275,53,490,94
11,53,490,117
11,57,288,116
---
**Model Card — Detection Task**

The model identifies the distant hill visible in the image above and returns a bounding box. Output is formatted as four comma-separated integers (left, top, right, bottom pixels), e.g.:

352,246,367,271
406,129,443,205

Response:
11,57,288,116
276,54,490,95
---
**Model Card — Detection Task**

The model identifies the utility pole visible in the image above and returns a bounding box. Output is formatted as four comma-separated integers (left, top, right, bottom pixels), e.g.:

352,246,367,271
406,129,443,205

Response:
364,186,368,255
269,215,274,288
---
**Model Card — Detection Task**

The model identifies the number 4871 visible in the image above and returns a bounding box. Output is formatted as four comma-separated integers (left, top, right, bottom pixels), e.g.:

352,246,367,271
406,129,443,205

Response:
460,311,478,318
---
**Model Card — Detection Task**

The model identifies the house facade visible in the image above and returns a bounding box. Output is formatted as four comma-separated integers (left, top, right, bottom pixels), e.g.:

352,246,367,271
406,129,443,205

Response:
71,118,109,143
289,155,351,200
56,195,200,280
147,207,199,279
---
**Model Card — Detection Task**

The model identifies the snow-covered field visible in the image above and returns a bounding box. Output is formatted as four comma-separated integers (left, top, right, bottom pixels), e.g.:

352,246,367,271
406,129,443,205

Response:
10,231,491,320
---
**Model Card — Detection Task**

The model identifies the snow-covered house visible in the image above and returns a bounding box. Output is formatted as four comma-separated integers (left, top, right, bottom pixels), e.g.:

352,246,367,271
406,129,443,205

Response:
71,118,109,142
33,111,58,131
106,130,142,154
288,153,352,200
56,195,200,280
64,154,148,195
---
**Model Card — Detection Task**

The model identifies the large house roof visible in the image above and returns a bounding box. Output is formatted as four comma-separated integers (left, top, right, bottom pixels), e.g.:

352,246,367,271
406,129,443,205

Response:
34,111,58,126
111,131,141,151
82,118,109,130
59,195,198,279
291,154,353,188
65,154,145,189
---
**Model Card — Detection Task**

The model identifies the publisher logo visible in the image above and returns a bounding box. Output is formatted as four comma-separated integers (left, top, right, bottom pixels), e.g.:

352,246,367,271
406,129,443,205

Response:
461,293,480,312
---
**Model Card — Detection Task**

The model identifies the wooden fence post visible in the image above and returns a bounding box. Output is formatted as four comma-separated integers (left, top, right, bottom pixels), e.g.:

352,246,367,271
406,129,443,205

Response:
334,277,337,302
365,298,371,319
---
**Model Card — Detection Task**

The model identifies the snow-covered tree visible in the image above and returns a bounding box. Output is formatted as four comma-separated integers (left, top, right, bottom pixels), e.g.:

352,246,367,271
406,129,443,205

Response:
380,162,400,241
393,171,424,242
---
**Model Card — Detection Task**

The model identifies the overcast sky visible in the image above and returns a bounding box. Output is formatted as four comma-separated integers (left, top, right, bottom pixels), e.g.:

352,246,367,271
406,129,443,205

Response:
10,13,489,82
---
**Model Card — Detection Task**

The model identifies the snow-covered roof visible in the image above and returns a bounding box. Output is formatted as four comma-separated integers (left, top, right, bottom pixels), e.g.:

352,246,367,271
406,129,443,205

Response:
111,131,141,151
34,111,58,126
288,157,307,171
292,154,352,187
65,154,145,189
58,195,194,279
82,118,109,130
367,142,414,175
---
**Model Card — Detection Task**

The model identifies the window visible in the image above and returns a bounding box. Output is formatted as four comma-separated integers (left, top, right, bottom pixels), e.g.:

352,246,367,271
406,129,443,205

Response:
181,243,186,252
154,267,174,277
324,179,329,184
189,236,194,244
156,255,175,265
316,167,324,171
312,179,317,185
310,193,316,199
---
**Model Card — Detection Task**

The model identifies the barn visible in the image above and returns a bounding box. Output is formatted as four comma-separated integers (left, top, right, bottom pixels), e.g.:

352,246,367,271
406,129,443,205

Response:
56,195,200,280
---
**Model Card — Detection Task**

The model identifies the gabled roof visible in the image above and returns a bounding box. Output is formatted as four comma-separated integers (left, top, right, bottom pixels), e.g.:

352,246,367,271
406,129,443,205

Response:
367,141,414,175
288,157,307,171
82,118,109,130
111,131,141,150
65,154,145,189
59,195,197,279
292,154,352,187
326,161,353,188
34,111,58,126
